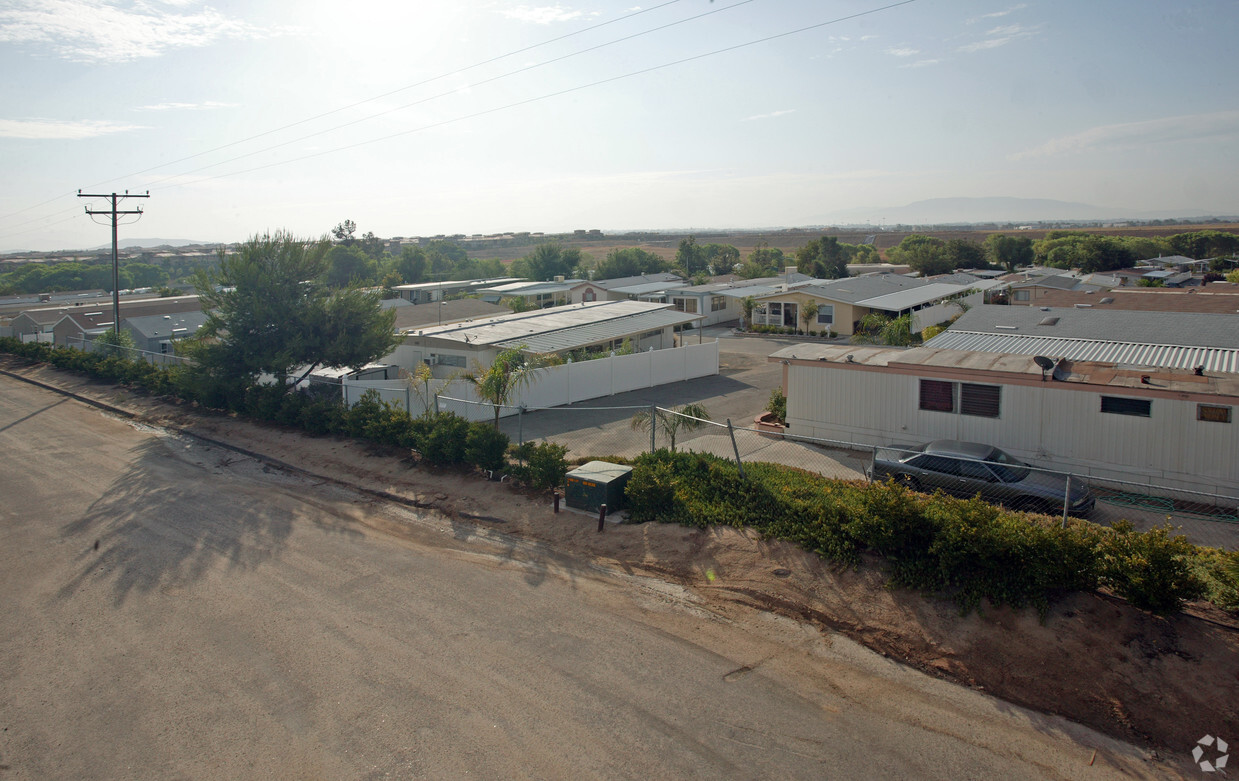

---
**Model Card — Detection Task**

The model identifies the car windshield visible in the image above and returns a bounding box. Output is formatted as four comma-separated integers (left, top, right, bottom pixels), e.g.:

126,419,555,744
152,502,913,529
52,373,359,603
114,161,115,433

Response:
984,448,1030,482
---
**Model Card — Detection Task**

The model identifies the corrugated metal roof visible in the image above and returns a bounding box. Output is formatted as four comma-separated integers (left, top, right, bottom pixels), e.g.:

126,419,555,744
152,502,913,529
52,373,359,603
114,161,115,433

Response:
608,280,688,296
410,300,681,346
857,282,970,312
949,304,1239,347
496,307,700,353
925,330,1239,373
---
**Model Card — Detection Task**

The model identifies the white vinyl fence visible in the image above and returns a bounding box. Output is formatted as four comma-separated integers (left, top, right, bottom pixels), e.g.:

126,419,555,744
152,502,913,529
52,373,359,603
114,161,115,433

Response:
340,340,720,422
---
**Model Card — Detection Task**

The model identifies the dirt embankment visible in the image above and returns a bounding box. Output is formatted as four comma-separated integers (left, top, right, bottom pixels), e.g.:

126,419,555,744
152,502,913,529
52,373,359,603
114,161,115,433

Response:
3,357,1236,759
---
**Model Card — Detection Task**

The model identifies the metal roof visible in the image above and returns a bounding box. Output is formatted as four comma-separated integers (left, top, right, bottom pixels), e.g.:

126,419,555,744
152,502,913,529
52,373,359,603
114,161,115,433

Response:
393,277,521,292
496,307,701,353
925,330,1239,373
946,304,1239,348
408,300,686,347
607,280,689,296
481,280,582,295
856,282,972,312
590,272,684,290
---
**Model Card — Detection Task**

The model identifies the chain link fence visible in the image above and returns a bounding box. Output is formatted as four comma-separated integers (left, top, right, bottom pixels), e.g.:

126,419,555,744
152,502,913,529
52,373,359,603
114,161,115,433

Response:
441,394,1239,548
67,335,192,368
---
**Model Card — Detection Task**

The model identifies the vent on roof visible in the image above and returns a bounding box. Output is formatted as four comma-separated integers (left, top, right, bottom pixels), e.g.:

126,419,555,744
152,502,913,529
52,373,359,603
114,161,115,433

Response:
1100,297,1114,304
995,325,1018,331
1074,303,1092,308
1038,316,1060,326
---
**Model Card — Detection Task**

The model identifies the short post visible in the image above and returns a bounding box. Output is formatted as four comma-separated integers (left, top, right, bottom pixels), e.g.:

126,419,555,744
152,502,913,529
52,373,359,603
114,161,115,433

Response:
597,503,607,532
553,490,560,514
726,418,746,479
1062,474,1070,529
649,405,657,453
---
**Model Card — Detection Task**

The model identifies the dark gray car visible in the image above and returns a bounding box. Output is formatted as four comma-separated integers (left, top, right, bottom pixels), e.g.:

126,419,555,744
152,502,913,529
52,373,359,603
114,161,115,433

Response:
870,439,1094,516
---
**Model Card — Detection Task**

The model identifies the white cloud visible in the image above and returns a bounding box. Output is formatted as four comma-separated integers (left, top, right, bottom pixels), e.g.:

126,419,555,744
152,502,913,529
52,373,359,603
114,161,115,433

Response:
901,59,941,69
1011,111,1239,160
957,23,1039,53
886,47,919,57
958,37,1012,53
0,0,284,63
134,101,237,112
741,109,796,122
501,5,584,24
0,117,147,139
968,4,1027,23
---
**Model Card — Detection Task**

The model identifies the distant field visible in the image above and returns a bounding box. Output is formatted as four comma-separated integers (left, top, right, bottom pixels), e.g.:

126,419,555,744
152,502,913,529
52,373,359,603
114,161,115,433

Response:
466,223,1239,265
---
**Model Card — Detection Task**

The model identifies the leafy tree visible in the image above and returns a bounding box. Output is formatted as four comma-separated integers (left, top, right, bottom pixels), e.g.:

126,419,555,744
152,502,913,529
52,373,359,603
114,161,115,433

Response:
592,247,669,279
944,239,987,270
888,235,952,276
1167,230,1239,259
700,243,739,274
800,300,819,333
456,346,548,429
511,243,578,281
984,234,1034,272
675,235,707,275
359,231,385,260
94,327,136,357
325,244,378,287
629,402,711,453
394,246,428,283
332,219,357,246
188,232,399,390
796,236,850,279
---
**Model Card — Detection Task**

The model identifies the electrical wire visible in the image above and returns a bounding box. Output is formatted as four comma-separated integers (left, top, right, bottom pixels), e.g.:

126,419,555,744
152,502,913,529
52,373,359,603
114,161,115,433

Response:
165,0,920,190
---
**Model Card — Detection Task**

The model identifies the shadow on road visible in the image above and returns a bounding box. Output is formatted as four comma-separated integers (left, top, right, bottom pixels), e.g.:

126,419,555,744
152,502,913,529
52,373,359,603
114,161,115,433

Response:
56,438,303,607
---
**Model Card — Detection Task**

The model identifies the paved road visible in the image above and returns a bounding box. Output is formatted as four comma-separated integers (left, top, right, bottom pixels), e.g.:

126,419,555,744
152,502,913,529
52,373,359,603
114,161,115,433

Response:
0,377,1160,779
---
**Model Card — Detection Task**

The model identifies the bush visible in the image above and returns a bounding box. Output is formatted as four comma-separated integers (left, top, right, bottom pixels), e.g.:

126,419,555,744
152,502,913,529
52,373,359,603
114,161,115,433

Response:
414,412,470,466
1098,521,1206,614
465,423,509,472
508,441,569,490
765,388,787,425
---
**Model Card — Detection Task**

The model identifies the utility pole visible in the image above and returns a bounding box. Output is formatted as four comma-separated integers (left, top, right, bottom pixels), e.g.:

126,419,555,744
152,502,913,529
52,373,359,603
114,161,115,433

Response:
78,190,150,339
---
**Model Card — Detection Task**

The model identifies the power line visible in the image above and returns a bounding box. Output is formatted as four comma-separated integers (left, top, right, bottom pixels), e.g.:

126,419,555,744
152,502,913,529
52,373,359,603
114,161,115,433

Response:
143,0,756,190
83,0,693,192
0,1,690,229
165,0,921,190
77,190,150,334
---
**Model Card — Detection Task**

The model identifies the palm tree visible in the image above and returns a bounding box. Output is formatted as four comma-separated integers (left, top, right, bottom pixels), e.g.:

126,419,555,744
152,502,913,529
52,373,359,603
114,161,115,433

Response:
456,346,547,428
740,296,756,330
630,402,711,452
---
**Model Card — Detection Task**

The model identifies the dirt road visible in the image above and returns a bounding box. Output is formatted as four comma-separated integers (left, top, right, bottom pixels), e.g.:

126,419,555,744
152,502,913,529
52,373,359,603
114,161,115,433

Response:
0,373,1179,778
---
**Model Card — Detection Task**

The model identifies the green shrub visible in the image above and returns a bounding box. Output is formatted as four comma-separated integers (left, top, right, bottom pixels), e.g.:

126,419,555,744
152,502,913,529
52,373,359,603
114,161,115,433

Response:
509,441,569,490
1098,521,1207,614
766,388,787,424
465,423,509,472
1194,548,1239,611
415,412,469,465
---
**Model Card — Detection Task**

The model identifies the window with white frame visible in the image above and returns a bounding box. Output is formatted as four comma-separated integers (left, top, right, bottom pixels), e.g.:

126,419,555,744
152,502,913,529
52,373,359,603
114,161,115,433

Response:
816,304,834,325
711,295,727,312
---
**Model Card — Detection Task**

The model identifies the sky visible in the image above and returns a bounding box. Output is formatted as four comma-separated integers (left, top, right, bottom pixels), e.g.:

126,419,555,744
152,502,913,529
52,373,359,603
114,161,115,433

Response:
1,0,1237,252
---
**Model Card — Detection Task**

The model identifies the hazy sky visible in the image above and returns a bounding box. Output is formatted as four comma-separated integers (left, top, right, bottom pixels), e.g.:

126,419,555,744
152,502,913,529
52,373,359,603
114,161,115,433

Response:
1,0,1237,251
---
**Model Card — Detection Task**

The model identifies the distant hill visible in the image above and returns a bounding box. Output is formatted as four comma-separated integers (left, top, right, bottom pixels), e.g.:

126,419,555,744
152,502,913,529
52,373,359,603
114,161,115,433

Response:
91,238,213,250
818,197,1216,226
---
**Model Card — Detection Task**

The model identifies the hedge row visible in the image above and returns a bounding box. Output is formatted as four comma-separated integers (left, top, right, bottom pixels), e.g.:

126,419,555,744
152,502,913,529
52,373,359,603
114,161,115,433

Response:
0,338,567,484
624,450,1230,615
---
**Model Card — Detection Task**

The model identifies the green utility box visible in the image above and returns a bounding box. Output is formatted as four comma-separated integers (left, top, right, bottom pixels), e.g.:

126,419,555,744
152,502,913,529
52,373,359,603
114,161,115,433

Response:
564,461,633,514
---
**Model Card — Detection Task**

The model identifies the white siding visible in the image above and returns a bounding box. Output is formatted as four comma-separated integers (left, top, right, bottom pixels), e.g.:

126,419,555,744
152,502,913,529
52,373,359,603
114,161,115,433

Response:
786,363,1239,492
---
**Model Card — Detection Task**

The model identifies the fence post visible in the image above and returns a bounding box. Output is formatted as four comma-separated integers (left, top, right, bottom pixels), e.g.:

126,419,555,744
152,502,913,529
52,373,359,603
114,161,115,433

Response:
649,404,656,453
433,392,440,415
518,405,524,446
343,382,349,407
1062,474,1070,528
726,419,746,479
406,385,412,417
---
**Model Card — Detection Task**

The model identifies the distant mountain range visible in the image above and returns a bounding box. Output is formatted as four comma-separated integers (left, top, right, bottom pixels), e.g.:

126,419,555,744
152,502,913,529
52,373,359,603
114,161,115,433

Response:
817,197,1224,226
91,238,214,250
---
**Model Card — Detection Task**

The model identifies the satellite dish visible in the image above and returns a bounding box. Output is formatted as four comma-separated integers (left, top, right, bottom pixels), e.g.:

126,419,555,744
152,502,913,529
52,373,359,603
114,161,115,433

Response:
1033,355,1054,382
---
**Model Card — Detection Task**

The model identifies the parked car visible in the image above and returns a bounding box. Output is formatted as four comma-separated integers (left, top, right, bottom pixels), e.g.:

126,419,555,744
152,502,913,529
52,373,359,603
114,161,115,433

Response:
870,439,1095,516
